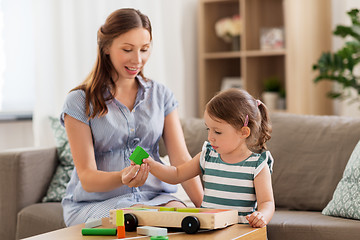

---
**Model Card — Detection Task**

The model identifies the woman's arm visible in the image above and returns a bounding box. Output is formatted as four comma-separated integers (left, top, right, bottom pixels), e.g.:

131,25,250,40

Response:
246,164,275,228
64,114,150,192
161,110,204,207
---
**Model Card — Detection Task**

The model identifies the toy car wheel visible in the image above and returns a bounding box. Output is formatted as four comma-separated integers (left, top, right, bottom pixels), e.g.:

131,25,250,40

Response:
181,216,200,234
124,213,138,232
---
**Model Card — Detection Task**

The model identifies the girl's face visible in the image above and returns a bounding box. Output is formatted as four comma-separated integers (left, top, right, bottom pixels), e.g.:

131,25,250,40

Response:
204,110,245,155
106,27,151,82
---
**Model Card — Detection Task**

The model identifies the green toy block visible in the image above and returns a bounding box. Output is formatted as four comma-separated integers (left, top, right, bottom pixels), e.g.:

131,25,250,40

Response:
129,146,149,165
81,228,117,236
150,236,169,240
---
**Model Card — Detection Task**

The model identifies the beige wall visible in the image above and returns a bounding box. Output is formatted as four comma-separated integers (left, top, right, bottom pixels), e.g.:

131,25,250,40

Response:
0,121,34,150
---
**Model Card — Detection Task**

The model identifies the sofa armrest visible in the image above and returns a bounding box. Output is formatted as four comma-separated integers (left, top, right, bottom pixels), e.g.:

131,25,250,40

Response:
0,147,57,240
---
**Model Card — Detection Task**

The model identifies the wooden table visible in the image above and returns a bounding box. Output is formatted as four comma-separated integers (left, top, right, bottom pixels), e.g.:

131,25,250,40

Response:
23,218,267,240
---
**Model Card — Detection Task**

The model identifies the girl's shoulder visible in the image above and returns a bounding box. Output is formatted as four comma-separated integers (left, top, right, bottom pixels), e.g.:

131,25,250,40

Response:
249,150,274,174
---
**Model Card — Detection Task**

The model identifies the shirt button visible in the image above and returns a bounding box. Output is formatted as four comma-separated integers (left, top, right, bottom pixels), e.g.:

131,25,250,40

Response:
132,109,135,113
130,128,135,132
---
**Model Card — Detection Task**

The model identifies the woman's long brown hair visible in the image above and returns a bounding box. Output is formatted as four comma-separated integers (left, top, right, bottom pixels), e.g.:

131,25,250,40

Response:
72,8,152,119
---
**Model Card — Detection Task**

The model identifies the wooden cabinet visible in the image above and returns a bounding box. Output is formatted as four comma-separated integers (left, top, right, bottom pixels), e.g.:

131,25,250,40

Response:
197,0,333,116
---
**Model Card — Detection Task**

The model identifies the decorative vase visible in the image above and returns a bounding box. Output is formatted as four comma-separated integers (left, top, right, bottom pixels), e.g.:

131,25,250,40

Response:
231,36,240,51
261,92,279,111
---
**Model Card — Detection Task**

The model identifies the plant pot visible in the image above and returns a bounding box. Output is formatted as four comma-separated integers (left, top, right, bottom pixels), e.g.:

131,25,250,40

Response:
262,92,279,111
232,36,240,51
277,97,286,110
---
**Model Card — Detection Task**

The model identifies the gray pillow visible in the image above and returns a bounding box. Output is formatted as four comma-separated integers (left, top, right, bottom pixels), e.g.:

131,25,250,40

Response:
322,140,360,220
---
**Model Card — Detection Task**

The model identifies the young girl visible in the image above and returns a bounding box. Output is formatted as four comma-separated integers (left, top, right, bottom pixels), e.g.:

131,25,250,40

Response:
144,88,275,228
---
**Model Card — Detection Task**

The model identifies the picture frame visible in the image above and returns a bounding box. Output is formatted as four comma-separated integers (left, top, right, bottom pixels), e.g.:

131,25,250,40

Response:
260,27,284,50
221,77,242,91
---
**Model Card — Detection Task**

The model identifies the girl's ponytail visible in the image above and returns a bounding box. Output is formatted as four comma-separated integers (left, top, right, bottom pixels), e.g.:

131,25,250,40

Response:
255,102,272,150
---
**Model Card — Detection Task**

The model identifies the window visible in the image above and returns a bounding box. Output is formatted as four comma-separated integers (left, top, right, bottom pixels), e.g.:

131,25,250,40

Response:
0,0,35,112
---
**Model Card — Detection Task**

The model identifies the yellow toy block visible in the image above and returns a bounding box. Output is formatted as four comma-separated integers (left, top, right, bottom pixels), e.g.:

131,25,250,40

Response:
116,210,124,226
159,207,176,211
176,208,200,213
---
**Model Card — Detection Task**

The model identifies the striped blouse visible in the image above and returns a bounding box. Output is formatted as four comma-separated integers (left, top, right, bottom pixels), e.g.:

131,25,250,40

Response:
199,141,274,223
60,76,180,226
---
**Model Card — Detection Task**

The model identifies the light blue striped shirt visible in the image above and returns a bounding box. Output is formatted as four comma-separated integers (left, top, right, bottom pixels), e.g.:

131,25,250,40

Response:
199,141,274,223
60,76,179,224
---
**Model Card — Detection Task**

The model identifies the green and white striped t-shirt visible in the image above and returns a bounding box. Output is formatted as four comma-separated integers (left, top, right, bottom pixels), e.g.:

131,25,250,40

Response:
199,141,274,223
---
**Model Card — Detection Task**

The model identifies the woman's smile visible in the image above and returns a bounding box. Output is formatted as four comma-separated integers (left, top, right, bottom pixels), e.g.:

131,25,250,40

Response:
125,66,140,75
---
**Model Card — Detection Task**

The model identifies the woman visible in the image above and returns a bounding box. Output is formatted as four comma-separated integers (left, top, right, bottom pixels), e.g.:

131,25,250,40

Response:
61,8,203,226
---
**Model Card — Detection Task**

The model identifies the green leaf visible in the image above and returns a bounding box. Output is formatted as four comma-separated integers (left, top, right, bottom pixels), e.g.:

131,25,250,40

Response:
313,8,360,108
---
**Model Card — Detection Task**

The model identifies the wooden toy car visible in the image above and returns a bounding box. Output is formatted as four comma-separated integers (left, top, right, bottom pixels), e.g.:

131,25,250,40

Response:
109,207,238,234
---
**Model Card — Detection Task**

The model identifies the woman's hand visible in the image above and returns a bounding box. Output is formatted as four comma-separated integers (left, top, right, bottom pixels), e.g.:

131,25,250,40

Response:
121,163,150,188
246,211,267,228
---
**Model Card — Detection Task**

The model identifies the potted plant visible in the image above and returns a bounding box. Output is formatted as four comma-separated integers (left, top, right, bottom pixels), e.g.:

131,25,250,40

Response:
262,76,281,110
313,9,360,108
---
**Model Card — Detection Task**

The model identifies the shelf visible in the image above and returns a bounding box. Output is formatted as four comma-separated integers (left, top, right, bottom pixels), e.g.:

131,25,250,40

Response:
198,0,333,116
203,49,286,59
202,0,237,3
245,49,286,57
203,51,242,59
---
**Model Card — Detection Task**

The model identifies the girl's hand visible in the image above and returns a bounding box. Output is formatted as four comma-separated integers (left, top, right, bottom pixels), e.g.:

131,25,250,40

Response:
246,211,267,228
121,163,149,188
142,157,156,168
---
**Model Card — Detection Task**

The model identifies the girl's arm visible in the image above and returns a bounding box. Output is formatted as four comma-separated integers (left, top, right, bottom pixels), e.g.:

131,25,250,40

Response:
64,114,150,192
144,153,201,184
246,164,275,228
159,109,204,207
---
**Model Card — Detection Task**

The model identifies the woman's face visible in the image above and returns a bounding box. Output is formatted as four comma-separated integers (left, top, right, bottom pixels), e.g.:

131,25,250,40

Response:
106,27,151,82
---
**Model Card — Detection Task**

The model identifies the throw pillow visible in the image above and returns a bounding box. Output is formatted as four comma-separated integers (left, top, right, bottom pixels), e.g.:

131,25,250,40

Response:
42,116,74,202
322,139,360,220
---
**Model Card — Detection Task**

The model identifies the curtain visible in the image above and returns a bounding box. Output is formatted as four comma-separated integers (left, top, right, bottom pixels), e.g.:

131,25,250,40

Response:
32,0,198,147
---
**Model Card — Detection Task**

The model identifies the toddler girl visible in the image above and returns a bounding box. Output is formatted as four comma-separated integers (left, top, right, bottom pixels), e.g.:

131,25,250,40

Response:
143,88,275,228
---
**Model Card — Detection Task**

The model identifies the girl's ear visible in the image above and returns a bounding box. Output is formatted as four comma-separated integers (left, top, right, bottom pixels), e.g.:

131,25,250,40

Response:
240,126,251,138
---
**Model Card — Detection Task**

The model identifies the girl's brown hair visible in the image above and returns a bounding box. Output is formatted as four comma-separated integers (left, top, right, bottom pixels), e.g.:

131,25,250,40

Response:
72,8,152,119
206,88,272,151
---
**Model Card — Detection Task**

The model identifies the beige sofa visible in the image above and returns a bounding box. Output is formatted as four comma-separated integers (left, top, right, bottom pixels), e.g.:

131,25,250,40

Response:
1,112,360,240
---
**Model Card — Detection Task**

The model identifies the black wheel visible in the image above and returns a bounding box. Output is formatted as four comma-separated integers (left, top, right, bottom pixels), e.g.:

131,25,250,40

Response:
181,216,200,234
124,213,138,232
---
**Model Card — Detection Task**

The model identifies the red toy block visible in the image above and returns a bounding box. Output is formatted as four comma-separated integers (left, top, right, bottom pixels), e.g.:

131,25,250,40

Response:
117,225,126,238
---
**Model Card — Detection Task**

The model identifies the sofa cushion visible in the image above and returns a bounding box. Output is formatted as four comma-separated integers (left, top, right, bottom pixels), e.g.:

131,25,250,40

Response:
268,113,360,211
42,116,74,202
16,202,66,239
322,139,360,220
268,209,360,240
159,117,207,157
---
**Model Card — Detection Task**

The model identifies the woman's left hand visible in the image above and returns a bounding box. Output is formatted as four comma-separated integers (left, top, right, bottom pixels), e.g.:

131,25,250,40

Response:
121,163,150,188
